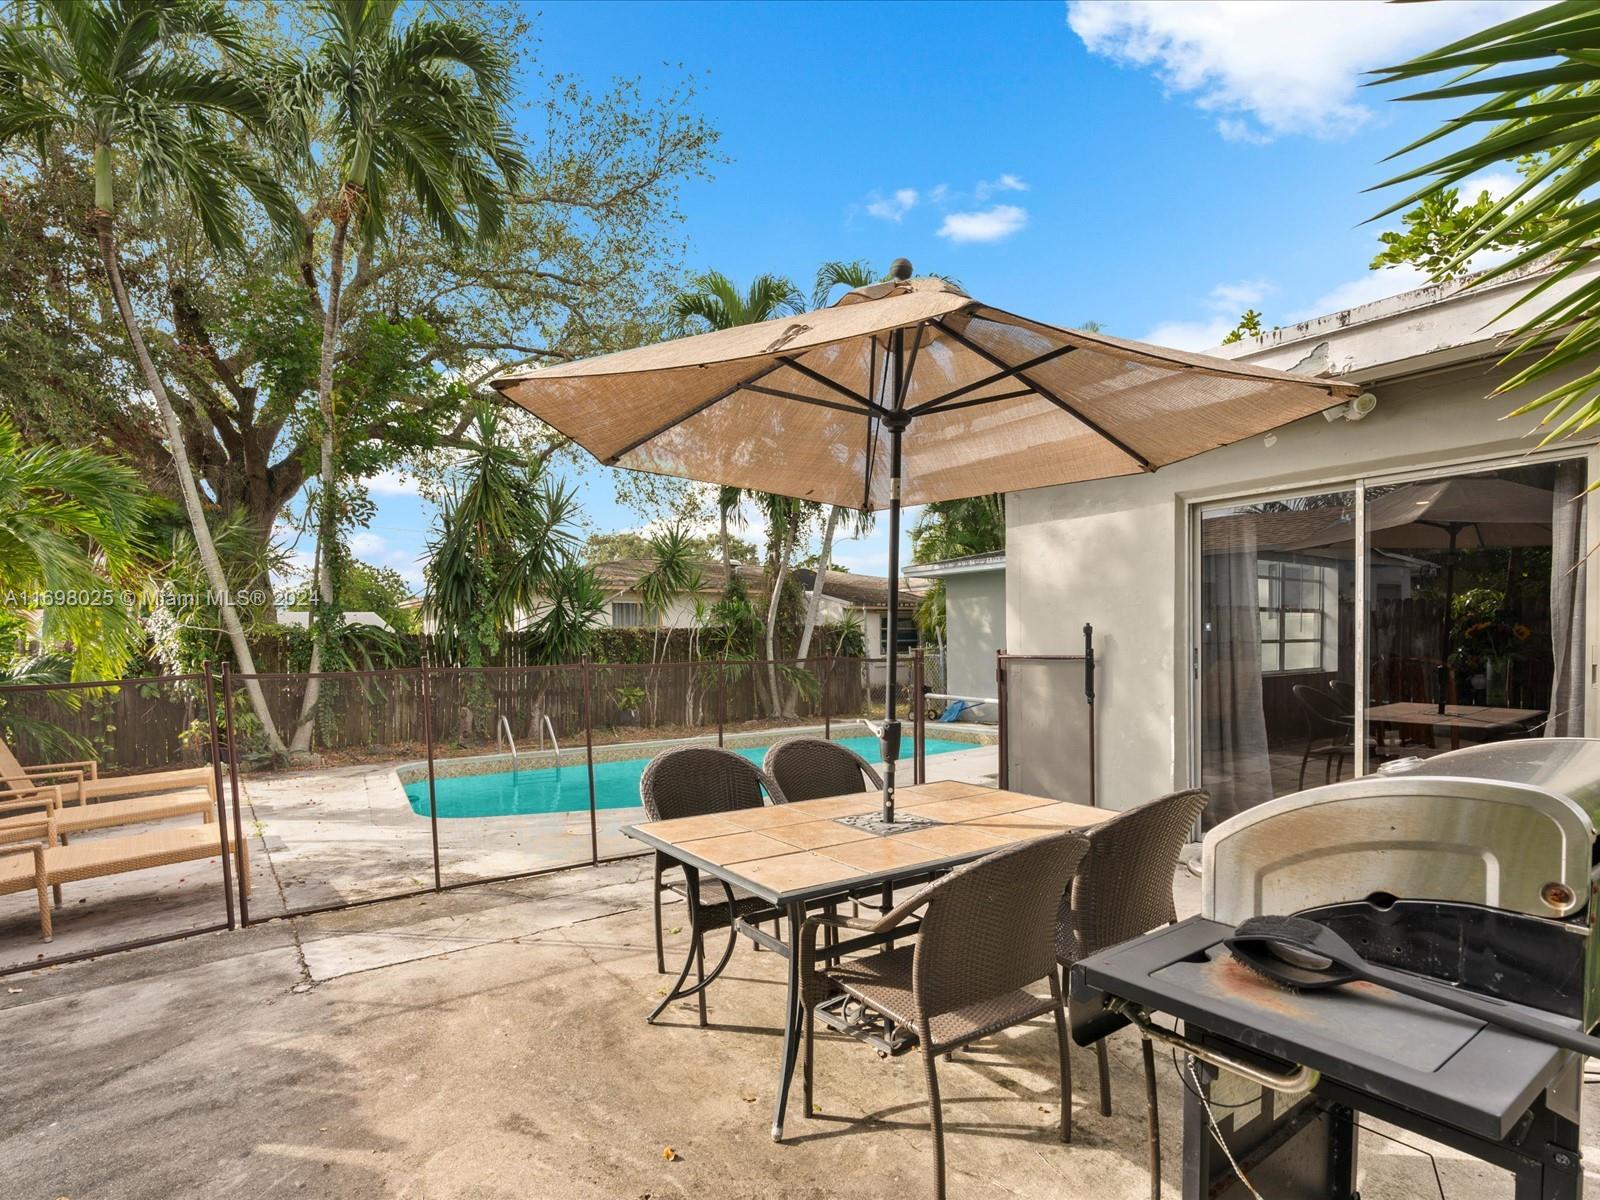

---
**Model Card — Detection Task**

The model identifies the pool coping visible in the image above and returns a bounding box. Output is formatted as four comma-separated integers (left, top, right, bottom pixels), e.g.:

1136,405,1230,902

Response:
393,720,996,786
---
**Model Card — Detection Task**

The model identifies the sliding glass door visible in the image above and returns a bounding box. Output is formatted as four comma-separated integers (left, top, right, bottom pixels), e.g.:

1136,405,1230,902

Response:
1196,457,1587,827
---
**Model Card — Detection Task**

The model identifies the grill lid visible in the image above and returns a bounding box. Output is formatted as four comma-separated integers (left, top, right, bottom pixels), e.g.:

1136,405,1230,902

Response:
1203,739,1600,925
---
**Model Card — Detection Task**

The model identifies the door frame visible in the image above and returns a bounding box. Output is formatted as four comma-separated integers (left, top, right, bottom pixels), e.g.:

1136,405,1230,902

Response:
1183,445,1600,791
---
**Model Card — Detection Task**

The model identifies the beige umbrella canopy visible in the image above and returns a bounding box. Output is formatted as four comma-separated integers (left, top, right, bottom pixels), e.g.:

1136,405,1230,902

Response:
492,274,1358,511
492,267,1359,821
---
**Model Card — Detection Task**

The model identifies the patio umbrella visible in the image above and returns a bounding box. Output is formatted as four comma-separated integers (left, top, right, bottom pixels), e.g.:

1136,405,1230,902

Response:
493,262,1357,824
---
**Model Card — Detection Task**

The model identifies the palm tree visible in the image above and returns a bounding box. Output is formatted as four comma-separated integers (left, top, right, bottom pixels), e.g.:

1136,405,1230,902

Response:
423,400,584,667
794,503,875,663
0,0,298,753
811,259,878,309
671,270,806,707
284,0,526,707
0,416,147,680
910,495,1005,644
1371,6,1600,445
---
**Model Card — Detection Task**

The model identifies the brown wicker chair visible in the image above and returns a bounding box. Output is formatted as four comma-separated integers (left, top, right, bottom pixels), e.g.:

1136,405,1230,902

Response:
1059,787,1208,1200
640,746,787,1025
763,736,882,802
799,830,1090,1200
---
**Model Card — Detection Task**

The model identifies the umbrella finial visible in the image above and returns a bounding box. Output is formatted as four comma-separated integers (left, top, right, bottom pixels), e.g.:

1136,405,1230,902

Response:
888,258,913,281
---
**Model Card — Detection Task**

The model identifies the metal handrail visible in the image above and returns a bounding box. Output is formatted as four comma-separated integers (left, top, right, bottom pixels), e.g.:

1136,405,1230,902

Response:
537,714,561,769
496,714,519,769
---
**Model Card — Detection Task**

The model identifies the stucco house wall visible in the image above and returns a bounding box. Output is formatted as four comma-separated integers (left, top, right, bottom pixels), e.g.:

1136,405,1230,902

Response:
1006,265,1600,812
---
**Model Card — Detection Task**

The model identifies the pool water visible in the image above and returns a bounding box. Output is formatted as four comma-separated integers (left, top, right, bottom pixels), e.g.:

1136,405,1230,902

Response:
404,734,973,819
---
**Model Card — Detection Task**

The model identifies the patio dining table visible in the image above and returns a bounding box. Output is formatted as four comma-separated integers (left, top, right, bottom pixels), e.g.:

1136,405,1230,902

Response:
622,779,1111,1140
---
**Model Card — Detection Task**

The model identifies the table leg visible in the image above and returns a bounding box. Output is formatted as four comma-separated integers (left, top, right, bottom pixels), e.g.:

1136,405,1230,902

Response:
771,899,805,1142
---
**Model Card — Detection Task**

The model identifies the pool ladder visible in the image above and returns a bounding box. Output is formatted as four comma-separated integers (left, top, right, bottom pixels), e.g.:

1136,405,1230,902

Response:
537,714,562,769
497,714,561,771
496,715,519,769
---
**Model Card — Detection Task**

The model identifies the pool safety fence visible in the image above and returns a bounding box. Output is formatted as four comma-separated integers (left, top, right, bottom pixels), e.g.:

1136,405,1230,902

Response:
0,651,1009,971
995,624,1098,807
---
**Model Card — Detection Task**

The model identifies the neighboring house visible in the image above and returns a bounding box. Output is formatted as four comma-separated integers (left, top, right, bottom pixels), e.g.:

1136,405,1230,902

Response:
274,610,395,634
905,551,1005,719
1004,263,1600,818
403,560,919,672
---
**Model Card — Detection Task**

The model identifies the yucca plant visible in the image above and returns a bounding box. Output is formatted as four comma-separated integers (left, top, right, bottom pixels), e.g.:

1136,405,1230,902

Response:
0,417,147,680
1371,3,1600,445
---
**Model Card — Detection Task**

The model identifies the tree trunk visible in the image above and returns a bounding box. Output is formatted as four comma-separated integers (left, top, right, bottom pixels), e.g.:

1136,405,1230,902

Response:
796,504,840,664
718,498,733,590
291,207,353,756
94,210,288,759
764,517,797,717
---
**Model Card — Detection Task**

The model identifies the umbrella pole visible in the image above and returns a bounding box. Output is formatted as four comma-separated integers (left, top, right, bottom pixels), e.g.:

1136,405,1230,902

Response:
880,331,907,824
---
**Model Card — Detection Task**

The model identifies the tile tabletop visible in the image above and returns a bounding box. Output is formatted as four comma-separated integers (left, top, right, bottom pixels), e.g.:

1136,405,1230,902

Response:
625,782,1109,904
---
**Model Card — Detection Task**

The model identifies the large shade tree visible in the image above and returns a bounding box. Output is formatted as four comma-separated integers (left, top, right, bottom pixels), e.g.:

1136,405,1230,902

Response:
0,0,300,753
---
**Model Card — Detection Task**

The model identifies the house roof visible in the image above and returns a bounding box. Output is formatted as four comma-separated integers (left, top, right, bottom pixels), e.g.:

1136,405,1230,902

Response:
590,558,919,610
904,550,1007,579
1207,259,1600,387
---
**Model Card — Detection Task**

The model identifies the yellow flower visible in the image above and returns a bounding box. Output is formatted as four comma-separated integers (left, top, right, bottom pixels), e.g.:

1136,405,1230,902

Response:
1513,624,1532,640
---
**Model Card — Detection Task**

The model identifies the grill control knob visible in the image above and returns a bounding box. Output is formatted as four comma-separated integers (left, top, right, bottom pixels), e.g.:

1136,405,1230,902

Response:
1541,881,1577,912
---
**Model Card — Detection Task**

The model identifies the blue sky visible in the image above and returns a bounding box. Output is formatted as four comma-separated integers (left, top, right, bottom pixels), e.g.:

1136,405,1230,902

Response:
346,0,1531,593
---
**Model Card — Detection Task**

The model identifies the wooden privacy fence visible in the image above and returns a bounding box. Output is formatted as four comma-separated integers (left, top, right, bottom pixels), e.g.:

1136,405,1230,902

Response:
0,656,882,773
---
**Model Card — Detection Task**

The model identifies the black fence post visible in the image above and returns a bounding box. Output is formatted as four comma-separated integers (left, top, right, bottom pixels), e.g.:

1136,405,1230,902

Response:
821,656,831,740
912,647,926,785
716,657,726,747
581,656,598,866
996,649,1009,792
422,664,440,891
201,661,236,930
221,663,249,925
1083,623,1097,807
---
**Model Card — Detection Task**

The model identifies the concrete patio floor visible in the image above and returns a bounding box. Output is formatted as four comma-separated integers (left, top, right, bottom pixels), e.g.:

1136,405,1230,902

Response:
2,850,1595,1199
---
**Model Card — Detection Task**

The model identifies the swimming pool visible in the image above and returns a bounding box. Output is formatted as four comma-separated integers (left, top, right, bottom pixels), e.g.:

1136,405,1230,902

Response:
403,734,974,819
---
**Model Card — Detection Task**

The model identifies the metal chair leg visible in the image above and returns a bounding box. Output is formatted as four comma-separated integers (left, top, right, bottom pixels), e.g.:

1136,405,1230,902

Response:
1096,1038,1112,1116
695,932,707,1027
923,1040,947,1200
803,1004,815,1117
1051,972,1073,1143
652,853,666,974
1142,1035,1160,1200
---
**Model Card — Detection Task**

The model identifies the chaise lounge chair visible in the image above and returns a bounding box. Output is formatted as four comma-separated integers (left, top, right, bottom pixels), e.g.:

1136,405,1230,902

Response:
0,734,214,806
0,820,248,942
0,786,217,847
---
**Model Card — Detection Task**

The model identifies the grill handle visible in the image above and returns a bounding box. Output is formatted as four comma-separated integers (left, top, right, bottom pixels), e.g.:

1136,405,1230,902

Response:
1113,1001,1321,1095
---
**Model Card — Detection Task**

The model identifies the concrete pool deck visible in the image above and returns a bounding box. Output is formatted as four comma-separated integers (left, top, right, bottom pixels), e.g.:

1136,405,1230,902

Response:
0,736,999,967
2,854,1589,1200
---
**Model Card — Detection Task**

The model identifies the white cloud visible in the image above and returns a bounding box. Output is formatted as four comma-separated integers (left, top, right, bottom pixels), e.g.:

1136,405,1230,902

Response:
349,531,388,557
928,183,950,204
363,468,417,497
1067,1,1537,142
1142,279,1275,349
974,173,1029,200
865,187,918,222
937,204,1029,245
1460,171,1520,202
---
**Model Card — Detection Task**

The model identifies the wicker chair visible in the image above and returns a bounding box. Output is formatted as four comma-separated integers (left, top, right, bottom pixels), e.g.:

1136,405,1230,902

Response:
1058,787,1208,1200
799,830,1090,1200
640,746,788,1025
763,736,882,802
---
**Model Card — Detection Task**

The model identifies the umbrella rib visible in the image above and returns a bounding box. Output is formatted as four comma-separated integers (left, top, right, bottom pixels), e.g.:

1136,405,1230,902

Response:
741,383,872,416
937,322,1156,472
913,387,1036,417
600,359,789,464
776,355,891,417
905,343,1079,417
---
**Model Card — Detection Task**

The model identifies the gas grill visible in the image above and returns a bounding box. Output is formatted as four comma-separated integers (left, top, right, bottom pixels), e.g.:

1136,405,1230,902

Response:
1071,738,1600,1199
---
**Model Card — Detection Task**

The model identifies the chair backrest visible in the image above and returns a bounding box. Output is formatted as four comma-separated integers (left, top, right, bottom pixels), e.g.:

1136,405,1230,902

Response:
0,735,32,789
762,737,882,803
1292,684,1347,734
913,831,1089,1022
639,746,786,822
1064,788,1209,962
1327,679,1355,712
